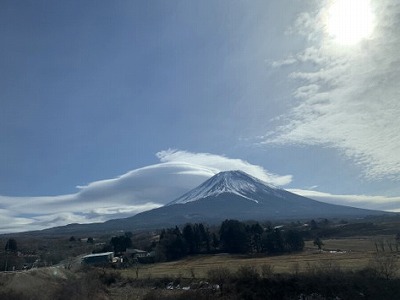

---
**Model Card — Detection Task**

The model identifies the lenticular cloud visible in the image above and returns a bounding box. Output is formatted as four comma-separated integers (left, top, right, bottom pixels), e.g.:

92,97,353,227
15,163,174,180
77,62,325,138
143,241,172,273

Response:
0,150,292,233
156,149,292,186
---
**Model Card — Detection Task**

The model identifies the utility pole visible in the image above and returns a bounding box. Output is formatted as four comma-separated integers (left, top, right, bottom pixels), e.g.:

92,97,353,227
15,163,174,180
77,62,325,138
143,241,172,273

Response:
4,252,8,271
4,244,9,271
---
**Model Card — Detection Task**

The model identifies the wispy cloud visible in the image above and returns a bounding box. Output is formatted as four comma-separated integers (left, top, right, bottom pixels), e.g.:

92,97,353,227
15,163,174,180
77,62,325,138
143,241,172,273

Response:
266,1,400,180
0,150,291,233
289,189,400,212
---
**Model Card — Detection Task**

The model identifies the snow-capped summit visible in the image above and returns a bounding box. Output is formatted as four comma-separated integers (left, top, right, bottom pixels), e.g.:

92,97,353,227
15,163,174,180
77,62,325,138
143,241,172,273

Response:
167,170,282,205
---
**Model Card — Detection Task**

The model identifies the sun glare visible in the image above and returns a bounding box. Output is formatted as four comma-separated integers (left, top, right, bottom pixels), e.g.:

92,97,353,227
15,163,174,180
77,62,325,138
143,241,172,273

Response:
326,0,374,45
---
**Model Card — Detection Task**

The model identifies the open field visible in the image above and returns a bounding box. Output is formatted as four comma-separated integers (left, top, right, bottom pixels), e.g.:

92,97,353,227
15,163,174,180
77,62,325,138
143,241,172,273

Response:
1,236,399,299
121,237,390,279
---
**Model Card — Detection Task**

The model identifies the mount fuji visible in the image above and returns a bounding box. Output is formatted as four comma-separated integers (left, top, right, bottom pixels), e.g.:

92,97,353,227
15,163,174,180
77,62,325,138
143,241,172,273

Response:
40,170,386,234
100,170,384,230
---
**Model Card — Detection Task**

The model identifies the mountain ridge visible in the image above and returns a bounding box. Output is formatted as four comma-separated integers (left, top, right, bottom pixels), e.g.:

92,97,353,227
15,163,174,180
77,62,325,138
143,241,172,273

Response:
100,170,385,231
29,170,389,235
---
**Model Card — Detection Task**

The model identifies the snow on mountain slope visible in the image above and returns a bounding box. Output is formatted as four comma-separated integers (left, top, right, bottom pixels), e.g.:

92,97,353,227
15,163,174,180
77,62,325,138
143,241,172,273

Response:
167,170,284,205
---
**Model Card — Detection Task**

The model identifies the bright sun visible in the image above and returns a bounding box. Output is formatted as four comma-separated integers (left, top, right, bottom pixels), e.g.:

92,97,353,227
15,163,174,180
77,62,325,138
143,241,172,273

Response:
326,0,374,45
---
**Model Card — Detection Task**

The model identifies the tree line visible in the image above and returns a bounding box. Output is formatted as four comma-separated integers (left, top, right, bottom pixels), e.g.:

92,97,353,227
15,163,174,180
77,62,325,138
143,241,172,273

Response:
155,219,305,261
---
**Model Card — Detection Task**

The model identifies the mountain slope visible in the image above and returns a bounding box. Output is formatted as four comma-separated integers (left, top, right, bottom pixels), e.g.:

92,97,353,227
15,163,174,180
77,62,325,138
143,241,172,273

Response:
36,171,387,235
102,170,385,230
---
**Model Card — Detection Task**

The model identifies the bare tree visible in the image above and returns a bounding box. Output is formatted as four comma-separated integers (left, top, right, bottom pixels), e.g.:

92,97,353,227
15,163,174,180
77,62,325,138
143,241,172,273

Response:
369,254,398,280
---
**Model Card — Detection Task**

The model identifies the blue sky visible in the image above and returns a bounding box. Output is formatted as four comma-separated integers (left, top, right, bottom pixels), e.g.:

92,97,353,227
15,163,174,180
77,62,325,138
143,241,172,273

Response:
1,0,400,232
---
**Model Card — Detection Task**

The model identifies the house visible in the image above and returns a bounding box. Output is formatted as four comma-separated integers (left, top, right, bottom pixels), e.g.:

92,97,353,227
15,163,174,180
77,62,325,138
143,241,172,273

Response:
125,248,148,259
81,252,114,265
125,249,155,263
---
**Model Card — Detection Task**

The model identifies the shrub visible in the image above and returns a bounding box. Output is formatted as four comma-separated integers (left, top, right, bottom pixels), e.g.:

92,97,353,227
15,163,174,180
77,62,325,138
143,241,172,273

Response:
236,265,260,281
207,267,232,284
98,270,122,286
56,269,109,300
260,263,275,278
207,267,232,293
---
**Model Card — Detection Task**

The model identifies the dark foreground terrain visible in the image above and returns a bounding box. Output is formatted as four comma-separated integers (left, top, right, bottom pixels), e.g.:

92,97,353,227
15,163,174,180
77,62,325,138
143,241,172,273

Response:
1,216,400,299
1,257,400,300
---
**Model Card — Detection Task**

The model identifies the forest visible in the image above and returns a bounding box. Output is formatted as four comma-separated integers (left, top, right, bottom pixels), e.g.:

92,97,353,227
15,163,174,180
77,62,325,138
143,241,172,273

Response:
154,219,304,261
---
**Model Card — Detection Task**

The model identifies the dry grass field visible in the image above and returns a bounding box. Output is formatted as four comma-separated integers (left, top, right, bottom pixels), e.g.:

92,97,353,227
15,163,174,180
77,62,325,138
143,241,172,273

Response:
121,236,389,280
